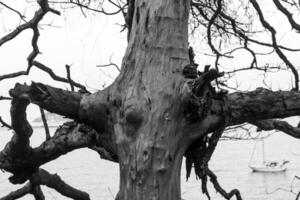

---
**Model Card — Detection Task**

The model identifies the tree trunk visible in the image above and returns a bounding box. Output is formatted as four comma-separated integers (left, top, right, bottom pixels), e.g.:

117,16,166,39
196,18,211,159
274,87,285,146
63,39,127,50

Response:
113,0,190,199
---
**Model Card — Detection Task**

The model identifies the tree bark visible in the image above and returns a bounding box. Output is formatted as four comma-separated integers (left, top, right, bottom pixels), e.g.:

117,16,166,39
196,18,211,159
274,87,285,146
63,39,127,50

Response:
112,0,190,199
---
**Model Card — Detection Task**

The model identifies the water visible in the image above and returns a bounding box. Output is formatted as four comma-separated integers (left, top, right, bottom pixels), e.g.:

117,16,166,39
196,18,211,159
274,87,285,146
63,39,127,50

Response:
0,128,300,200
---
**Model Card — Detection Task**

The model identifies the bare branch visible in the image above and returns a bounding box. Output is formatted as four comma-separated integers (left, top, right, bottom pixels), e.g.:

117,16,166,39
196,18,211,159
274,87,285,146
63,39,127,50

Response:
65,64,75,91
250,0,299,90
207,169,242,200
39,107,50,140
0,168,90,200
33,61,88,92
228,88,300,125
96,55,121,73
206,0,226,69
18,82,82,119
273,0,300,32
0,116,12,129
0,96,12,100
251,119,300,138
0,62,88,93
30,169,90,200
31,185,45,200
0,2,26,22
0,83,113,178
0,0,60,67
49,0,125,15
0,182,31,200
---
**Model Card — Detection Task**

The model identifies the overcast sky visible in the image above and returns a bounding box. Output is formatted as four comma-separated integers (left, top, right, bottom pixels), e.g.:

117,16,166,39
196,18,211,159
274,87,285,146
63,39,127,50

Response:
0,1,128,121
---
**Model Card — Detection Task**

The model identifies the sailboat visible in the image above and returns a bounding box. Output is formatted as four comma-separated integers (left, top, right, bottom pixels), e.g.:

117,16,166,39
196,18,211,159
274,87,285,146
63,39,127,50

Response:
248,140,289,172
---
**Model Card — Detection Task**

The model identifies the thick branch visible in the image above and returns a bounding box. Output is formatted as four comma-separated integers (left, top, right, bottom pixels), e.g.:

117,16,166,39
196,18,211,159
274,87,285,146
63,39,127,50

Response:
31,185,45,200
0,182,31,200
0,121,100,178
0,83,33,161
186,87,300,142
228,88,300,125
31,169,90,200
0,168,90,200
251,119,300,138
31,122,98,167
14,82,108,132
30,82,82,119
0,83,116,174
0,83,117,171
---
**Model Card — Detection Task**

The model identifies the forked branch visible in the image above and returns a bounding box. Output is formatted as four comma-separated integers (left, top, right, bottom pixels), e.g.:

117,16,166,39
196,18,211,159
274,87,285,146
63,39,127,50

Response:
207,169,242,200
0,168,90,200
251,119,300,138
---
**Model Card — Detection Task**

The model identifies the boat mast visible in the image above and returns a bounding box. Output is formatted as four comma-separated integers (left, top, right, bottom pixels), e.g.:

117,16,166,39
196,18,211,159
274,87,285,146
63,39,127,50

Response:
262,140,265,164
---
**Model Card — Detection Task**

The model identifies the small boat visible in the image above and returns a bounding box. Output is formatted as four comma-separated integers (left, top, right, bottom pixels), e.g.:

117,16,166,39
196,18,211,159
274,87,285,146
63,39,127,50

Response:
292,150,300,156
248,140,289,173
249,161,289,172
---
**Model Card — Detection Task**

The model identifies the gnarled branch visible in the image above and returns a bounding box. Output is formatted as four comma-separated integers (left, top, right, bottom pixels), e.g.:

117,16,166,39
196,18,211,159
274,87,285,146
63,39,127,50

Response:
251,119,300,138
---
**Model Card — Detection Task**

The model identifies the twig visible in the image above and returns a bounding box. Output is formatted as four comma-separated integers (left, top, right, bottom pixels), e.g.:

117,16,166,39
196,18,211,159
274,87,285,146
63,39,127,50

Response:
0,96,12,100
250,0,299,91
0,2,27,22
39,107,50,140
0,117,12,129
0,0,60,68
0,61,88,93
65,64,74,91
97,55,121,72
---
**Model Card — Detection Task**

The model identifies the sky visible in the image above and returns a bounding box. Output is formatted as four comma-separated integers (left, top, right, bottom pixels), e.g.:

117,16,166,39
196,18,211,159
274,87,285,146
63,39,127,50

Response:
1,0,300,123
0,1,128,121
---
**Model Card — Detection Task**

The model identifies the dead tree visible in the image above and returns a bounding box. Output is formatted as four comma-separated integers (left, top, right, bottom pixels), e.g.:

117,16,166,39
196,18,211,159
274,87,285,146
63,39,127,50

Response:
1,0,300,200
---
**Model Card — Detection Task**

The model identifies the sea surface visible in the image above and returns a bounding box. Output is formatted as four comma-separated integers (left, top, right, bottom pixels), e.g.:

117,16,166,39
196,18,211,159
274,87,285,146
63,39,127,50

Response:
0,127,300,200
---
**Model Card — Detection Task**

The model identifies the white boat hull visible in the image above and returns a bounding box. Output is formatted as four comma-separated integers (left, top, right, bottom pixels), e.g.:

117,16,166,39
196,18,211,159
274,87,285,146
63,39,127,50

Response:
249,164,287,172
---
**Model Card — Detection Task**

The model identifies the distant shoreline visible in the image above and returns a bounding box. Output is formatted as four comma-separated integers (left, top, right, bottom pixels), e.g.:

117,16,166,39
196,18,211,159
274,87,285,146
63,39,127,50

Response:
31,125,60,128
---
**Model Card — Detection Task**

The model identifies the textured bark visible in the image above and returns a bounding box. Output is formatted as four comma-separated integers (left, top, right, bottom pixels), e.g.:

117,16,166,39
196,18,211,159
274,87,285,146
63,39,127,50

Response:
251,119,300,138
31,185,45,200
0,93,96,199
1,169,90,200
30,169,90,200
0,83,34,183
30,82,82,119
8,83,32,157
0,122,99,175
111,0,190,199
17,82,112,134
228,88,300,125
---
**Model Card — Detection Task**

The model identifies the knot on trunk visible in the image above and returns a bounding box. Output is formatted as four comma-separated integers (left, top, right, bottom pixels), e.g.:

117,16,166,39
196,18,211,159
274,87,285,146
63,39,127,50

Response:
125,107,143,130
